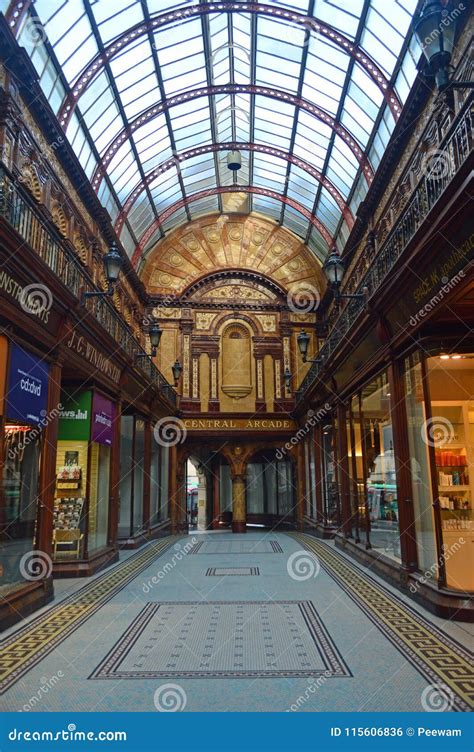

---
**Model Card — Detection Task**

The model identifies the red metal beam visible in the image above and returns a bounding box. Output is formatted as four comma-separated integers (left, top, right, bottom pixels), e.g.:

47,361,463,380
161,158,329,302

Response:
113,142,355,235
91,84,374,192
5,0,32,30
131,185,336,268
57,3,402,127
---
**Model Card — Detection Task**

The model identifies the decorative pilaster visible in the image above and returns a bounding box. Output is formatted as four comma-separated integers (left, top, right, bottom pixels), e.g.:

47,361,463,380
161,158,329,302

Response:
231,475,247,534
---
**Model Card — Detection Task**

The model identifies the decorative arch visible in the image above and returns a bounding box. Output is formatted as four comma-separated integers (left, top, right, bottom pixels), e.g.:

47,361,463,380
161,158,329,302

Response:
132,185,336,268
54,3,401,128
114,142,354,236
92,84,373,192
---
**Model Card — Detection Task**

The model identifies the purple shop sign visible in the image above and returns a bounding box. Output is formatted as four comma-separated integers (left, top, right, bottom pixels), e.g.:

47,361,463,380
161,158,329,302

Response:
91,392,115,445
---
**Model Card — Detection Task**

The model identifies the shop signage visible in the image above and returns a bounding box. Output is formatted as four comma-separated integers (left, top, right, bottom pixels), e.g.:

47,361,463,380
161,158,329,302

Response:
66,330,121,384
58,391,92,441
183,417,296,432
6,344,50,424
92,392,115,445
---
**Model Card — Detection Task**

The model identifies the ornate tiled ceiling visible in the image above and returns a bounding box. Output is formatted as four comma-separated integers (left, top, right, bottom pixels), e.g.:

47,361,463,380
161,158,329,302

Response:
141,214,324,298
7,0,421,264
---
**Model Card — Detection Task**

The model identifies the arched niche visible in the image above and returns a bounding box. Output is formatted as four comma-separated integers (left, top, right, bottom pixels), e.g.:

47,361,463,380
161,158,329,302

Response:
220,321,253,401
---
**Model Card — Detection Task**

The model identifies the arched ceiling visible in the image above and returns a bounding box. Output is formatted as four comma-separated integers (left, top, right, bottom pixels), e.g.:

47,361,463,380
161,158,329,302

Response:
9,0,420,265
140,214,325,301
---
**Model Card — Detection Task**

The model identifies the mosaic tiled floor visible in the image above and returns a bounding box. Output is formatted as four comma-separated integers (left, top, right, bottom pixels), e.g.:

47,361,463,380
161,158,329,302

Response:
206,567,259,576
0,537,176,694
90,600,350,679
292,533,474,713
1,531,472,712
190,539,283,555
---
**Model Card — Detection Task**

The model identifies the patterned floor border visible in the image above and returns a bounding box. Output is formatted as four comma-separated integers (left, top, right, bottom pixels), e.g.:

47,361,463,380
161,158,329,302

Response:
89,600,352,680
291,533,473,712
0,536,178,694
206,567,260,576
189,540,283,555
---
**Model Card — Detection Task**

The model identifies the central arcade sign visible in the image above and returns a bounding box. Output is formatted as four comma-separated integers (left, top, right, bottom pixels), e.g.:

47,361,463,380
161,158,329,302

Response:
183,417,296,432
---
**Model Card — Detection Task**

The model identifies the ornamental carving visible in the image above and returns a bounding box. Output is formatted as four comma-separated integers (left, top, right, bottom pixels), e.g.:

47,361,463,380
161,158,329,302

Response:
195,312,218,330
201,284,273,301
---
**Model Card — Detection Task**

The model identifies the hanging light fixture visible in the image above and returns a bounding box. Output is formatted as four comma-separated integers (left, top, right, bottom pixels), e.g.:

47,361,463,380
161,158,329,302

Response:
227,149,242,171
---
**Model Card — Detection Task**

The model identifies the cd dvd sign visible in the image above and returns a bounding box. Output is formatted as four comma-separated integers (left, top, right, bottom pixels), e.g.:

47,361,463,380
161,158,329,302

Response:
6,344,50,424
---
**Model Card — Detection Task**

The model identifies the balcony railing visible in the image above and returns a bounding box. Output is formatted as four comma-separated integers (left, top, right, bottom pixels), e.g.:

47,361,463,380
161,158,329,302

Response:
0,163,177,406
297,97,473,402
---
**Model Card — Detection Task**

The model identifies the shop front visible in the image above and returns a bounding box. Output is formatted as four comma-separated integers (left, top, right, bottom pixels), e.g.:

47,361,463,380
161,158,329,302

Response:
53,389,118,576
404,350,473,593
118,415,171,547
0,339,54,622
302,347,473,618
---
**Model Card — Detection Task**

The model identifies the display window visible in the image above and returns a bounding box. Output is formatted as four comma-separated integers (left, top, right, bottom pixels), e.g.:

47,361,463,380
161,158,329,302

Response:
359,371,400,560
119,415,147,538
246,451,294,520
54,390,115,560
321,420,340,526
1,342,50,594
412,353,473,592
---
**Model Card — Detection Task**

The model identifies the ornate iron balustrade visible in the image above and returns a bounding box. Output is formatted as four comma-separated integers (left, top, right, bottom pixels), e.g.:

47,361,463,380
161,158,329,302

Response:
0,164,176,405
296,97,473,402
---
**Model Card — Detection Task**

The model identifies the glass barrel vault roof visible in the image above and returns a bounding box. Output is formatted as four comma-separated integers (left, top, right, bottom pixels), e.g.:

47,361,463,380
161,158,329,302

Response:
9,0,421,265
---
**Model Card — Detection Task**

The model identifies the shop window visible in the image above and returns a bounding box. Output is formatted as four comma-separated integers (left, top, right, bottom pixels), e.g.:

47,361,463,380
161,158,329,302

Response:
160,446,169,521
425,354,473,592
246,452,294,520
360,372,400,560
133,419,145,535
347,397,364,543
404,354,437,573
321,420,340,526
118,415,148,538
1,343,49,593
309,431,317,520
118,416,134,538
150,442,161,526
1,426,41,595
54,390,115,560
